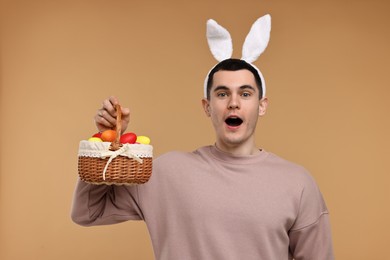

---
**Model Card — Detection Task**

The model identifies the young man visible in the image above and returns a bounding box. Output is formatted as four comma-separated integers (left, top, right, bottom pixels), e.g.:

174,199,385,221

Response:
71,58,334,259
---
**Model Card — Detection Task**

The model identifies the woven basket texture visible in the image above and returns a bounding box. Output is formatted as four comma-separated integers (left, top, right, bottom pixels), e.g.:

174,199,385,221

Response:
78,156,152,185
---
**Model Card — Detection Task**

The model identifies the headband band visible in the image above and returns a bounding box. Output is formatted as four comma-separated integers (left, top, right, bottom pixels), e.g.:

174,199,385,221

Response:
204,14,271,98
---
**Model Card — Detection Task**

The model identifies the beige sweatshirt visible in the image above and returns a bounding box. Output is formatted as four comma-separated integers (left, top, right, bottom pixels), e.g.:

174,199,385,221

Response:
72,145,334,260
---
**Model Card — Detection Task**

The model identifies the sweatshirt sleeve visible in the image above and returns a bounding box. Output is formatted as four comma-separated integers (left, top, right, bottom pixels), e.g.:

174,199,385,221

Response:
70,178,144,226
288,174,335,260
289,213,334,260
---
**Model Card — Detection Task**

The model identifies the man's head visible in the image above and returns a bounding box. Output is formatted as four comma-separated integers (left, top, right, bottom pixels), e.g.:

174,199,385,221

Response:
202,63,268,155
205,59,263,100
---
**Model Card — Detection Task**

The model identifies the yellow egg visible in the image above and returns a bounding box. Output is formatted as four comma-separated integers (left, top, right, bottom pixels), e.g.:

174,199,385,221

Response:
88,137,103,142
136,135,151,145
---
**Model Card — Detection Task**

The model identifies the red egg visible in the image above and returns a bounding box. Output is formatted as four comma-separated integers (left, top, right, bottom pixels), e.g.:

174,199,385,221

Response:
92,132,102,138
120,132,137,144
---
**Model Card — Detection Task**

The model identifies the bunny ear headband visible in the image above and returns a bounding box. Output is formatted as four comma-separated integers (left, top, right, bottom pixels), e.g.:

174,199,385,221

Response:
204,14,271,98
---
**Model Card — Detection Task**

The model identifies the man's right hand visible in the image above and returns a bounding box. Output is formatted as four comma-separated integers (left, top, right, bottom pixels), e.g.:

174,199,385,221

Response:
94,96,130,134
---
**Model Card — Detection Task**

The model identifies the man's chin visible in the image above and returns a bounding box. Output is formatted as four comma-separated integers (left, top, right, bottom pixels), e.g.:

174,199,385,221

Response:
219,136,246,147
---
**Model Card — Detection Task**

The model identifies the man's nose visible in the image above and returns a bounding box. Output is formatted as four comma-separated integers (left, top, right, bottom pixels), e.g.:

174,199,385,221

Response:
228,95,240,109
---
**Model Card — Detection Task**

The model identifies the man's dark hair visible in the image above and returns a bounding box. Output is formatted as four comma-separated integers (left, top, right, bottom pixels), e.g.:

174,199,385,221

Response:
206,58,263,100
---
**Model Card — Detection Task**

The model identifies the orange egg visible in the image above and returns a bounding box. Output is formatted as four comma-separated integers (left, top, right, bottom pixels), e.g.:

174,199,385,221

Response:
101,129,117,142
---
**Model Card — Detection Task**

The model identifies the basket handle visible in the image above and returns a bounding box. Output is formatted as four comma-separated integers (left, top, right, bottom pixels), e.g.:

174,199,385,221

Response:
109,104,122,151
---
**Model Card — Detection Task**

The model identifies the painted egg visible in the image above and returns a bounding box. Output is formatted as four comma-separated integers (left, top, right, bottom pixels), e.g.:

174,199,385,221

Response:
92,132,102,138
101,130,117,142
136,135,151,145
88,137,103,142
120,132,137,144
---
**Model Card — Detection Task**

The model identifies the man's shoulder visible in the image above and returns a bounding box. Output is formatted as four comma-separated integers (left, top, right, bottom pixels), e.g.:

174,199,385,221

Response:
154,146,209,164
265,151,305,169
264,151,316,183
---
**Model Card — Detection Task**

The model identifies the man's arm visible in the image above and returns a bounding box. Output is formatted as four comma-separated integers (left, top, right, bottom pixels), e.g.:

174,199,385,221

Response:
289,173,335,259
71,96,141,226
289,213,334,260
71,179,143,226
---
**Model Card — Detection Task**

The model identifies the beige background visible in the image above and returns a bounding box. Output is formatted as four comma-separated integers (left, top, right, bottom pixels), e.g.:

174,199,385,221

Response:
1,0,389,259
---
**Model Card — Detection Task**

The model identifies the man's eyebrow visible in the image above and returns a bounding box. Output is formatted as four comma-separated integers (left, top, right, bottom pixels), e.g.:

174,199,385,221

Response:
213,86,230,92
213,85,257,92
239,85,257,91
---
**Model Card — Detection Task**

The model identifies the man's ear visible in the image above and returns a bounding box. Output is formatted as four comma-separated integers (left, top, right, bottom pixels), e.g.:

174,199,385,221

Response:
258,97,268,116
202,98,211,117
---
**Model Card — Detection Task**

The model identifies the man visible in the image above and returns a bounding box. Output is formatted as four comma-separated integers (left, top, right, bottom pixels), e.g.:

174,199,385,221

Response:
72,15,334,259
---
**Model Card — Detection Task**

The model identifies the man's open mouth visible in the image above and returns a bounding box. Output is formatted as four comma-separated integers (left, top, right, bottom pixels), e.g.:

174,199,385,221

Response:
225,117,243,127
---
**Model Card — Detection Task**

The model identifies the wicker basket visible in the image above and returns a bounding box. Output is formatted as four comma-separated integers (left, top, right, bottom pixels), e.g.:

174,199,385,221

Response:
77,105,153,185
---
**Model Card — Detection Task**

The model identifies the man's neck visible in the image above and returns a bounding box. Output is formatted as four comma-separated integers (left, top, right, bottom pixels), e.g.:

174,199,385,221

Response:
215,141,260,156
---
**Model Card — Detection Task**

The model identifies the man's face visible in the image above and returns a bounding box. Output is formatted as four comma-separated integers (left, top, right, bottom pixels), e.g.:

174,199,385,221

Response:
202,69,268,153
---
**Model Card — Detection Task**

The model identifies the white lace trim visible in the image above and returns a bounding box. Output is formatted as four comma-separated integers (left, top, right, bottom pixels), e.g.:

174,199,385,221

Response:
78,140,153,158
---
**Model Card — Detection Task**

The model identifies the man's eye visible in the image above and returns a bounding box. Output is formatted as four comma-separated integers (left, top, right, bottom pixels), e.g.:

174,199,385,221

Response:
217,92,227,97
242,92,251,97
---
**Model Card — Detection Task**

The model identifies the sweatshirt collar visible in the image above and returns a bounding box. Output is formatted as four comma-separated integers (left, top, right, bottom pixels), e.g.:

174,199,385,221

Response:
207,144,268,165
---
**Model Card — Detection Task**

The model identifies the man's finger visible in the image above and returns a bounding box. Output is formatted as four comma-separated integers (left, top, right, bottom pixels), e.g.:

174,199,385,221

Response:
102,99,116,117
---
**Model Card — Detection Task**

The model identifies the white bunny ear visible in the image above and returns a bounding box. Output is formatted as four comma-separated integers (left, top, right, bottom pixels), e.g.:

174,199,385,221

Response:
206,19,233,62
241,14,271,63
